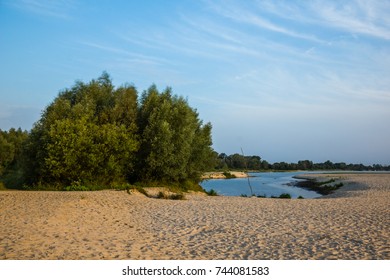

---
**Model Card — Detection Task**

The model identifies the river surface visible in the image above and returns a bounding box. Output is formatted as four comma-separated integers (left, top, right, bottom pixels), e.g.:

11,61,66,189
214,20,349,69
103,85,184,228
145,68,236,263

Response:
201,172,321,198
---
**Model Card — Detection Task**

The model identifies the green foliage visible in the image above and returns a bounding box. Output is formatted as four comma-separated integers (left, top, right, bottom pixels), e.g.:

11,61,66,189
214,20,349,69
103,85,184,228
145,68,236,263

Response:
214,153,390,172
137,85,214,183
3,73,215,190
129,185,149,196
279,193,291,199
215,153,262,170
169,193,185,200
206,189,218,196
0,128,29,189
295,179,344,195
271,193,292,199
156,191,185,200
222,171,236,179
22,73,139,188
320,183,344,194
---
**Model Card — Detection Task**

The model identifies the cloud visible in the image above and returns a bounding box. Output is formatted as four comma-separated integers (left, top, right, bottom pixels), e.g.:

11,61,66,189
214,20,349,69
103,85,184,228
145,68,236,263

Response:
254,0,390,40
80,41,172,66
6,0,77,19
313,0,390,40
204,0,323,42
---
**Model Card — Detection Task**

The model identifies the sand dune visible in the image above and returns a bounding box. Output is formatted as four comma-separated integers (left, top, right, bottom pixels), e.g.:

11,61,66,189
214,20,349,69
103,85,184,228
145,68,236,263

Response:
0,174,389,259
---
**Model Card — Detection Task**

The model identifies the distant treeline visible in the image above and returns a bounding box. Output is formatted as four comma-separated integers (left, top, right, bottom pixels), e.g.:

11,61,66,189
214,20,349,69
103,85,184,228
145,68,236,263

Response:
214,153,390,171
0,73,214,190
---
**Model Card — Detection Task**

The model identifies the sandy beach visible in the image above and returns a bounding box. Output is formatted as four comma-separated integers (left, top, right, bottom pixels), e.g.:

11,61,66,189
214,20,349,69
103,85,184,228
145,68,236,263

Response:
201,171,248,179
0,173,389,260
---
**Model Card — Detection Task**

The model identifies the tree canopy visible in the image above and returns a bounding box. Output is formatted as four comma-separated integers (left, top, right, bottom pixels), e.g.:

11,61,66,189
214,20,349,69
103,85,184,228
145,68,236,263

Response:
136,85,214,183
213,153,390,171
1,73,215,190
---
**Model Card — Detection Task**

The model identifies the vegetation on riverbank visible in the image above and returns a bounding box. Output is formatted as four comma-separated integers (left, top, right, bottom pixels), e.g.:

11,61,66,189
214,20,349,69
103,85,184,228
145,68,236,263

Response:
213,153,390,172
294,178,344,195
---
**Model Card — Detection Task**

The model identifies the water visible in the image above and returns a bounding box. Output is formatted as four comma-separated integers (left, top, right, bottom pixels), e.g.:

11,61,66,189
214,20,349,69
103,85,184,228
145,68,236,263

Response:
201,172,321,199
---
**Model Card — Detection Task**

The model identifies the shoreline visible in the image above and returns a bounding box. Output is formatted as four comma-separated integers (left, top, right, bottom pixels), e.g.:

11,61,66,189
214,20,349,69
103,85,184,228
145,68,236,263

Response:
292,175,345,196
0,173,389,260
201,171,248,179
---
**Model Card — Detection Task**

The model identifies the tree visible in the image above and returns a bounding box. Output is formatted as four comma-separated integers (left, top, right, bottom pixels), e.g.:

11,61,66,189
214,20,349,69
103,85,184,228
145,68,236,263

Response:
23,73,139,188
137,85,214,183
0,128,29,188
297,160,313,170
0,132,14,176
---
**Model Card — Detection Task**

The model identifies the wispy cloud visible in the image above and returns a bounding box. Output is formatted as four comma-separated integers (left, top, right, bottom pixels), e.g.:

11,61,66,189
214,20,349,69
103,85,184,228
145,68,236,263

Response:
313,0,390,40
6,0,76,19
204,0,323,42
80,41,171,66
253,0,390,40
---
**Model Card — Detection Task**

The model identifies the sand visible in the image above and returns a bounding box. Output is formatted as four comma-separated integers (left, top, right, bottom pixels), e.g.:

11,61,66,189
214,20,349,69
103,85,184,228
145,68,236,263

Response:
201,171,248,179
0,173,389,260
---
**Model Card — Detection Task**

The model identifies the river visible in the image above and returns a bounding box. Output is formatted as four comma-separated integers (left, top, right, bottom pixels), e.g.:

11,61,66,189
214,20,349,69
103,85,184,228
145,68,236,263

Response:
200,171,321,198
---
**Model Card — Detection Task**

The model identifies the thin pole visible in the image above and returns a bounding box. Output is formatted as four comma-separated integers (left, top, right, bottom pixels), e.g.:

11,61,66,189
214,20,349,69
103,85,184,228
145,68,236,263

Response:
241,147,254,196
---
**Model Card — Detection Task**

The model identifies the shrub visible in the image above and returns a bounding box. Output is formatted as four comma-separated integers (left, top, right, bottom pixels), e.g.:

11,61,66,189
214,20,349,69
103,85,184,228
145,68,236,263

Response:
168,193,185,200
223,171,236,179
297,195,304,199
132,185,149,197
278,193,291,199
206,189,218,196
155,191,185,200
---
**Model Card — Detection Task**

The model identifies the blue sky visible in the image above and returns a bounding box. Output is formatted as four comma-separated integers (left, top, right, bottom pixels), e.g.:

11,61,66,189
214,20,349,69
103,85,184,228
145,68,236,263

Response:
1,0,389,165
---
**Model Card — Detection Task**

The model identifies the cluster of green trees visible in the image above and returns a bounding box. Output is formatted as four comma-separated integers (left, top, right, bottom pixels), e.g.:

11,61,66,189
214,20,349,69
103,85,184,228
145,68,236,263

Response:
214,153,390,171
0,128,29,188
0,73,215,190
215,153,265,170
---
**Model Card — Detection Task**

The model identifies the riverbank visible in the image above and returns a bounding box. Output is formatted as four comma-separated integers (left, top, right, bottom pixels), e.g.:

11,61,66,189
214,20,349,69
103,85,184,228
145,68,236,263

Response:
0,173,389,259
201,171,248,179
292,174,345,195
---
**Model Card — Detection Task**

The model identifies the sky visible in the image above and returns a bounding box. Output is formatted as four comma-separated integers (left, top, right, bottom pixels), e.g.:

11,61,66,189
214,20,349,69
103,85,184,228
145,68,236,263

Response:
1,0,389,165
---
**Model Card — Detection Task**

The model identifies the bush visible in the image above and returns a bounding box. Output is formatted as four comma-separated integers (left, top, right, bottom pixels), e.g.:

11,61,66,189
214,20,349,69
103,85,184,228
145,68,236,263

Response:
223,171,236,179
278,193,291,199
155,191,185,200
206,189,218,196
128,185,149,196
168,193,185,200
